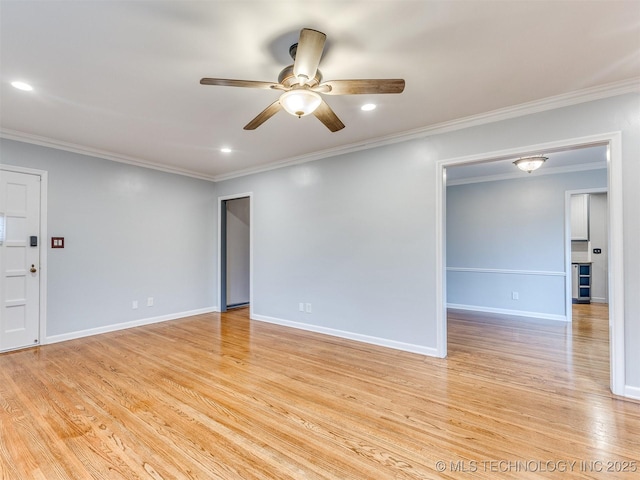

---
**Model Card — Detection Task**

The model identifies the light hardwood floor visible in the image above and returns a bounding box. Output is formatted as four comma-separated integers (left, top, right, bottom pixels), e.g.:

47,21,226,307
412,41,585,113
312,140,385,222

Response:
1,304,639,479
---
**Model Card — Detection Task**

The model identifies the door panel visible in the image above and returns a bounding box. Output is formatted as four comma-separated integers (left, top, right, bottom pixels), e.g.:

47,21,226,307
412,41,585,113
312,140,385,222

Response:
0,170,41,351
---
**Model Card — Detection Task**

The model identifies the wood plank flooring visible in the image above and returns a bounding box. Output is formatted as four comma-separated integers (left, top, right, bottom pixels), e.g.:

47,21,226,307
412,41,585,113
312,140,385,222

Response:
1,304,639,479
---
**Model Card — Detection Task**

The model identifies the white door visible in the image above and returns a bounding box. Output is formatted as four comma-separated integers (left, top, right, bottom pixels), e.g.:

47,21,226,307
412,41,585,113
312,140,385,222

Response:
0,170,41,351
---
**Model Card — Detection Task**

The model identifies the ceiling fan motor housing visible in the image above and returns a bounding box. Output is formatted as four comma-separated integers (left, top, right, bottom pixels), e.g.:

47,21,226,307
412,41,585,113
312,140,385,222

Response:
278,65,322,88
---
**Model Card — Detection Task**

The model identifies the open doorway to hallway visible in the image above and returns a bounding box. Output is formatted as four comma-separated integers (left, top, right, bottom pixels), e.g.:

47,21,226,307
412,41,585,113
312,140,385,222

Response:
219,194,252,313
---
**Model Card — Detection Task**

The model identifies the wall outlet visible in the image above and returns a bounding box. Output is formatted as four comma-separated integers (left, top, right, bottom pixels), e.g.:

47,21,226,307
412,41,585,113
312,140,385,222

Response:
299,302,304,312
147,297,154,307
132,300,138,309
305,303,312,313
512,291,519,300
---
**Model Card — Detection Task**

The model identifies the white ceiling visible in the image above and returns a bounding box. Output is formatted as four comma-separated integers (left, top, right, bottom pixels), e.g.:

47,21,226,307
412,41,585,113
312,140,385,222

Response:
1,1,639,181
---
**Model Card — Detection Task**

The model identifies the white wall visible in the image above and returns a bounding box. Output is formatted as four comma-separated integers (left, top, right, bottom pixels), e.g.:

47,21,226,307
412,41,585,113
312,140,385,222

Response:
226,196,250,306
0,139,217,338
446,169,607,319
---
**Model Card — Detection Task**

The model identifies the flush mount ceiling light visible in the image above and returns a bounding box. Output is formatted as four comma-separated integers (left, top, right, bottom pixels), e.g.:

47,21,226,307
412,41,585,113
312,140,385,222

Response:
513,155,547,173
11,81,33,91
279,88,322,117
361,103,376,111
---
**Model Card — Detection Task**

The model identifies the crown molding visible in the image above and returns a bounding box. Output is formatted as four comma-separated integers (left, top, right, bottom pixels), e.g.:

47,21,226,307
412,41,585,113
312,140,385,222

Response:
213,77,639,182
0,128,218,182
1,77,638,183
446,162,607,186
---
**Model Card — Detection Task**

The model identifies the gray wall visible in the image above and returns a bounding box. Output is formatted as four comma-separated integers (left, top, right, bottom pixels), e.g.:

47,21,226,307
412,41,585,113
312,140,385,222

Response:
446,169,607,318
215,141,436,349
0,139,217,336
226,196,250,306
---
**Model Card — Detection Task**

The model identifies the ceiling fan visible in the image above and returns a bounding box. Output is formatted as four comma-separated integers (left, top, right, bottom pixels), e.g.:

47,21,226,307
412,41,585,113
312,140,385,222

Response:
200,28,405,132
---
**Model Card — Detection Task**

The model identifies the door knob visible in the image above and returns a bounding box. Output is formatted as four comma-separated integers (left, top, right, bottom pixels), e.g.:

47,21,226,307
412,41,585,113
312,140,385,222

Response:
30,264,37,273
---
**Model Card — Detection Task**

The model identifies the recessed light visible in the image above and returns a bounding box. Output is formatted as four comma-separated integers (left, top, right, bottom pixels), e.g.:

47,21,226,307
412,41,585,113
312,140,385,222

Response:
361,103,376,111
220,147,232,153
11,81,33,91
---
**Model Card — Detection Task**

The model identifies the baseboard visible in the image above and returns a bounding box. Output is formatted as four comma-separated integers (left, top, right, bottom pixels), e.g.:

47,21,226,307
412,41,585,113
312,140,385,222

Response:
624,385,640,401
45,307,218,345
591,297,607,304
447,303,568,322
251,313,439,357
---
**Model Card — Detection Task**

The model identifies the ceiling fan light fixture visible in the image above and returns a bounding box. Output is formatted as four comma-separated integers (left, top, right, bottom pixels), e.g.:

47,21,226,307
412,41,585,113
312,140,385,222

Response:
279,89,322,117
513,155,547,173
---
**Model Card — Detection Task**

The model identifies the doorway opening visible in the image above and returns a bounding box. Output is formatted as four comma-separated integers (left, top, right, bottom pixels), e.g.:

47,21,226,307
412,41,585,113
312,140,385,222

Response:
218,193,252,313
436,132,625,396
566,188,608,322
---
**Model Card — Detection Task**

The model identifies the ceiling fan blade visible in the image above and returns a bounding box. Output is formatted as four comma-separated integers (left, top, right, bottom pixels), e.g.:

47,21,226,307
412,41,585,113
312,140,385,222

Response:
293,28,326,84
244,100,283,130
317,79,405,95
200,78,283,90
313,99,345,132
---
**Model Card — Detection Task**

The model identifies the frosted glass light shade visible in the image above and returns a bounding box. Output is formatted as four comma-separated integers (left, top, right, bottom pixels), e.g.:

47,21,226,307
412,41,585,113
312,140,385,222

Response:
280,89,322,117
513,155,547,173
